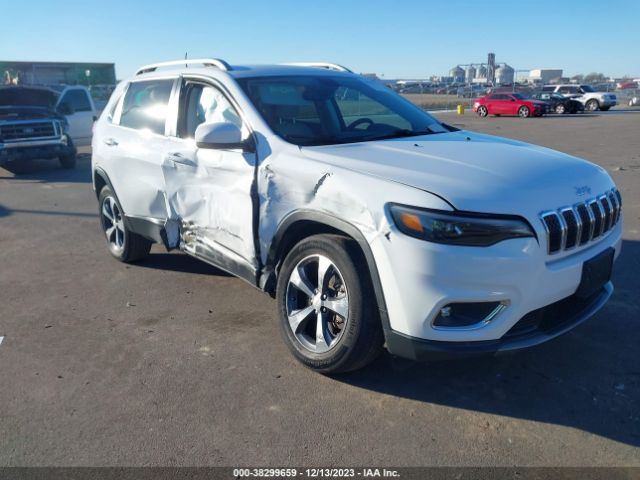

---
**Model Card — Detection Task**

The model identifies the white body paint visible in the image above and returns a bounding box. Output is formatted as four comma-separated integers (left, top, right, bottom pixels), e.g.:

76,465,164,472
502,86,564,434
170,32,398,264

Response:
92,64,622,344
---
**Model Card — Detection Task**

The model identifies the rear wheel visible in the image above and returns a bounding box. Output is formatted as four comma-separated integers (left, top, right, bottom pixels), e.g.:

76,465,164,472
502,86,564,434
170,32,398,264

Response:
518,106,530,118
98,186,152,262
276,234,384,374
477,105,488,117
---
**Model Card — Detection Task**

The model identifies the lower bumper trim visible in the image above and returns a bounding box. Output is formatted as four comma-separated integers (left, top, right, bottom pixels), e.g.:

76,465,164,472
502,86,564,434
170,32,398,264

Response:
384,282,613,361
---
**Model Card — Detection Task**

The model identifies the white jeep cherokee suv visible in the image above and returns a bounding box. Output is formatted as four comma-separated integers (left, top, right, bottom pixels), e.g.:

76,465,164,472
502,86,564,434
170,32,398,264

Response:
92,59,623,373
543,84,617,111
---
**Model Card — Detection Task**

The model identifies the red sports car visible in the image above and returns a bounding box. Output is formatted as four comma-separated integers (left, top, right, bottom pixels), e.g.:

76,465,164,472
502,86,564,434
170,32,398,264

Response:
473,93,547,118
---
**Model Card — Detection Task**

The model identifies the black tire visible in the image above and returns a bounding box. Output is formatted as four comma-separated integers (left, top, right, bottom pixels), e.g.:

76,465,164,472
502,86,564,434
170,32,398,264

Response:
555,103,566,114
477,105,488,117
59,137,77,169
518,105,530,118
59,152,76,169
585,99,599,111
600,106,610,111
276,234,384,374
98,186,152,263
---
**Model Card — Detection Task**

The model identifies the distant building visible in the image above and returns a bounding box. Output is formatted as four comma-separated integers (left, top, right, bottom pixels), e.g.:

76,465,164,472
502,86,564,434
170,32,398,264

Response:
529,69,563,84
1,61,116,86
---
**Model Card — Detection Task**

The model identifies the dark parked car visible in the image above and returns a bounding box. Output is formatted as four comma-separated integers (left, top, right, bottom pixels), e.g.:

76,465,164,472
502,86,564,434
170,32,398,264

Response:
530,92,584,114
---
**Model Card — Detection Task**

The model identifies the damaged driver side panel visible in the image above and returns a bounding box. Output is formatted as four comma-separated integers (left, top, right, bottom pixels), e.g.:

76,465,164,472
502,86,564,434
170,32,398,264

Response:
161,139,258,280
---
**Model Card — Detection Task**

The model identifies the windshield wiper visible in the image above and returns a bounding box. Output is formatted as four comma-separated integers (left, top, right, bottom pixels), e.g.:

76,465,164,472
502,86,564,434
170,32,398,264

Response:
359,127,438,142
298,127,443,147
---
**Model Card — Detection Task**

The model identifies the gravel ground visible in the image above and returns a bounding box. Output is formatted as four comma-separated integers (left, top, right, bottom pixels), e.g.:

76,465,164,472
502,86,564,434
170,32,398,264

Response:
0,110,638,467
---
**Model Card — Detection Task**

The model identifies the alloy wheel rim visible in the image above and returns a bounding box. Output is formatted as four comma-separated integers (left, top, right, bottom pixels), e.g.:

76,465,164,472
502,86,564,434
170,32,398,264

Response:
101,196,125,252
285,254,349,353
519,107,528,117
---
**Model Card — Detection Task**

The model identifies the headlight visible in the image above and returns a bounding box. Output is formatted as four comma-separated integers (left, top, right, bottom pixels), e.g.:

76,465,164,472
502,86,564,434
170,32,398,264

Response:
389,204,535,246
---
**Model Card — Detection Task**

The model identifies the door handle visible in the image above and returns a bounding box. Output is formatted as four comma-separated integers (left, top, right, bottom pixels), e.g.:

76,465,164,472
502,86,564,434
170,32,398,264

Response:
166,152,196,167
103,138,118,147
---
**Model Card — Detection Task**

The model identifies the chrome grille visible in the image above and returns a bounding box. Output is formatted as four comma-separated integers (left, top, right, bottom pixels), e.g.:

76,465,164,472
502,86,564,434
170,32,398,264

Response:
0,121,58,142
540,189,622,254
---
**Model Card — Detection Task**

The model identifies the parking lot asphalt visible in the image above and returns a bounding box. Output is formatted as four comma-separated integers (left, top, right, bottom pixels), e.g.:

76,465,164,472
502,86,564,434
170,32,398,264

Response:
1,111,639,467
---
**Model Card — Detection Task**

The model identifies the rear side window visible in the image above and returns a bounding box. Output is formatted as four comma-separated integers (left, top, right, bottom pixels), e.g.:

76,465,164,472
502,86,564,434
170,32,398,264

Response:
558,86,579,94
60,89,92,112
119,79,174,135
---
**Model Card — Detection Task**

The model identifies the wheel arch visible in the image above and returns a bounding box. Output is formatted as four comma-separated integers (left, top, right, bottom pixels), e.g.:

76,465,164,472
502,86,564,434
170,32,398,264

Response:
93,166,112,200
260,210,391,333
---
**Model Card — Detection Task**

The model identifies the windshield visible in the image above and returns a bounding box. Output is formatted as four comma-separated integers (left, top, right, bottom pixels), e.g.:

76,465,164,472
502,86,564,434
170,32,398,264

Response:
237,75,449,146
580,85,595,93
0,88,59,109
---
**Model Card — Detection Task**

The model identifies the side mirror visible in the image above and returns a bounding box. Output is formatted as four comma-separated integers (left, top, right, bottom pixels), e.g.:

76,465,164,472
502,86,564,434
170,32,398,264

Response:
195,122,254,152
57,102,74,115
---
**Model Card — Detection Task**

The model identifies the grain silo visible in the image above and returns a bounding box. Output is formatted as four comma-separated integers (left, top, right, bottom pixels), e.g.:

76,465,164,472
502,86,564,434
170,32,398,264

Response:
449,66,465,83
496,64,514,84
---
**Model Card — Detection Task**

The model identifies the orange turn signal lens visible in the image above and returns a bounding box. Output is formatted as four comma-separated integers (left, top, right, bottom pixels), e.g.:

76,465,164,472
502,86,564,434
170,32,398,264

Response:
399,212,424,233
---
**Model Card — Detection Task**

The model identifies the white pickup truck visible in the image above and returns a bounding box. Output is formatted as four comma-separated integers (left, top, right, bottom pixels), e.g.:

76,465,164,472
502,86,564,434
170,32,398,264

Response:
543,84,617,111
0,85,97,170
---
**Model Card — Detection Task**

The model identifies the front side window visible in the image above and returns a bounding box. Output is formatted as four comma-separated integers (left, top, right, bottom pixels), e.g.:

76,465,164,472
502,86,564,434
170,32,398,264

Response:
119,79,174,135
179,83,243,139
237,75,448,146
60,89,92,112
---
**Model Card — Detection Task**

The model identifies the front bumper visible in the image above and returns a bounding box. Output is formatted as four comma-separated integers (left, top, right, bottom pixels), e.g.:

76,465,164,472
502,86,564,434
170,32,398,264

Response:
372,216,622,351
385,282,612,360
0,137,75,163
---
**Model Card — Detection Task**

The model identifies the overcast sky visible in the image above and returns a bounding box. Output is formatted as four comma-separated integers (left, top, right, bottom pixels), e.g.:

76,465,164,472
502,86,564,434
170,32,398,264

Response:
3,0,639,79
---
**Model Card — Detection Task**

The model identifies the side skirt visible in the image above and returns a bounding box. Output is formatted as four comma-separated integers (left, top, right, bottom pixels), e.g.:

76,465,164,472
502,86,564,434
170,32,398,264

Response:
124,214,258,288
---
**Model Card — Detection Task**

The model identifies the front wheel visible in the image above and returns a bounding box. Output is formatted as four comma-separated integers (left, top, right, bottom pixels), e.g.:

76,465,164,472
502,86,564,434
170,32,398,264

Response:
555,103,566,114
477,105,488,117
518,106,530,118
585,99,600,111
276,234,384,374
98,186,152,262
59,152,76,169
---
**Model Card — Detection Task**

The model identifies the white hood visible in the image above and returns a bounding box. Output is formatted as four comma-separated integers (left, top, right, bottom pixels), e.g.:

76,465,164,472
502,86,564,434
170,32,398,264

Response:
301,131,613,217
